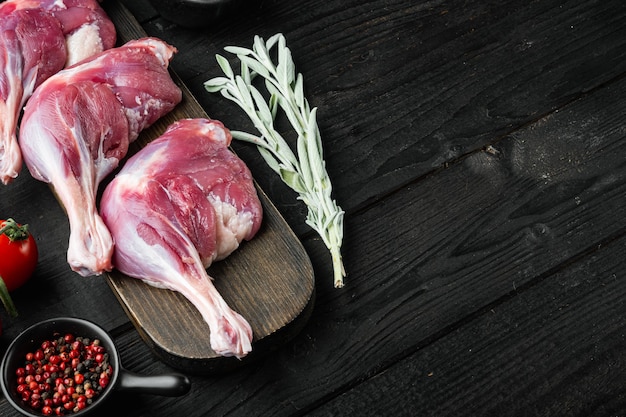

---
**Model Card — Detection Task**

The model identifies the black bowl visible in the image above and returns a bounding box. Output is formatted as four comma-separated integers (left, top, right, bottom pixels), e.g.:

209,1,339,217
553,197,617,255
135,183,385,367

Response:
149,0,244,29
1,317,191,416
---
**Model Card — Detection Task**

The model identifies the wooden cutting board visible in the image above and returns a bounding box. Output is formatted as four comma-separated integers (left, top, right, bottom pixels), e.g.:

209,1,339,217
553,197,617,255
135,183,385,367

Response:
101,1,315,374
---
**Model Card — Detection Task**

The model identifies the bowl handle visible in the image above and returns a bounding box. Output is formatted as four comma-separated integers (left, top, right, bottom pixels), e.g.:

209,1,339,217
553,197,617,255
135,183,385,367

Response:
117,369,191,396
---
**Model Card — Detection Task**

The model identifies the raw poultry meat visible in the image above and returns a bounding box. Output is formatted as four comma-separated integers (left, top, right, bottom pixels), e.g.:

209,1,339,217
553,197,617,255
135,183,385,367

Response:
0,0,116,184
19,37,182,276
100,118,263,358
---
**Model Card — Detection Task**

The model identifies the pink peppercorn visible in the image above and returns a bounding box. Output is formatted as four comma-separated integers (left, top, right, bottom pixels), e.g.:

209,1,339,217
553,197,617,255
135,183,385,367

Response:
13,332,113,415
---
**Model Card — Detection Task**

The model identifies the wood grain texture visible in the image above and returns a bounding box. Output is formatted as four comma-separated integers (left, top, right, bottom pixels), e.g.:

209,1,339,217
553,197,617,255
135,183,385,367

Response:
1,0,624,415
135,0,626,234
168,73,626,416
310,237,626,417
61,17,625,414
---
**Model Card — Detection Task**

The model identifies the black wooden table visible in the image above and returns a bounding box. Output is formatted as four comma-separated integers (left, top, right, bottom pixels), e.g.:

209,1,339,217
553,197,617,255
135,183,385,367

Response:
1,0,625,415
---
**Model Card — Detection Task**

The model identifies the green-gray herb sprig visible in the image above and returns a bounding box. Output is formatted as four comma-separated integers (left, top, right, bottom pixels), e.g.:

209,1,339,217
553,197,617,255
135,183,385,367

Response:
204,33,346,288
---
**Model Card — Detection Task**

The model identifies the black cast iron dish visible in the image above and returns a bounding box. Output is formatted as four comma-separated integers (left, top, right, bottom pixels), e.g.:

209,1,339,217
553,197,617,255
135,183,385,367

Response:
149,0,244,29
1,317,191,417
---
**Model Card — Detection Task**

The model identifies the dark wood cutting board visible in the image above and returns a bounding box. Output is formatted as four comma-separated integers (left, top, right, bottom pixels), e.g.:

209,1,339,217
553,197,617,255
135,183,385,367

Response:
100,1,315,374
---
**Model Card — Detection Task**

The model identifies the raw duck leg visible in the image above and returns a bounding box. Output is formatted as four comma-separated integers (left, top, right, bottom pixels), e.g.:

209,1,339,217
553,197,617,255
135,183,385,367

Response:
100,118,263,358
19,38,182,276
0,0,116,184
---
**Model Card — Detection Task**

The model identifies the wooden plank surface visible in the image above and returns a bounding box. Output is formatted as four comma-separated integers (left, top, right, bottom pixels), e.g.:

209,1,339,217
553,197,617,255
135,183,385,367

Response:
311,237,626,416
163,72,626,416
138,0,626,233
100,1,315,373
304,74,626,417
1,0,624,415
116,0,625,414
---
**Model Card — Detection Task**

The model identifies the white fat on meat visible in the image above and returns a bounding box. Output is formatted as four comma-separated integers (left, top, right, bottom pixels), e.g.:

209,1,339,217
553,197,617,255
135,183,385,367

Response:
209,196,256,261
100,118,263,359
64,23,104,66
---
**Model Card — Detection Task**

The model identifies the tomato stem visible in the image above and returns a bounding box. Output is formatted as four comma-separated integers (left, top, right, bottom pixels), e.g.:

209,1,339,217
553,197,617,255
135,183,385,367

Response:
0,276,18,318
0,218,30,241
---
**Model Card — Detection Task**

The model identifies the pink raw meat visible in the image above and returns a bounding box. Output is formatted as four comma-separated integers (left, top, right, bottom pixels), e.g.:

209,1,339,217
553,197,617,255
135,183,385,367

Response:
19,37,182,276
0,0,116,184
100,118,263,358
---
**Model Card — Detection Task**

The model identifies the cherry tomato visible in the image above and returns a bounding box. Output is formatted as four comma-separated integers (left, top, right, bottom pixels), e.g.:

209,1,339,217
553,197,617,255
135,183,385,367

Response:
0,219,39,324
0,219,38,292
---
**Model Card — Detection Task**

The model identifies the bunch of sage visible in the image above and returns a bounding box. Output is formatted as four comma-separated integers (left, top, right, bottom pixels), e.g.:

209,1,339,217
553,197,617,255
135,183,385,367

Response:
204,33,346,287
